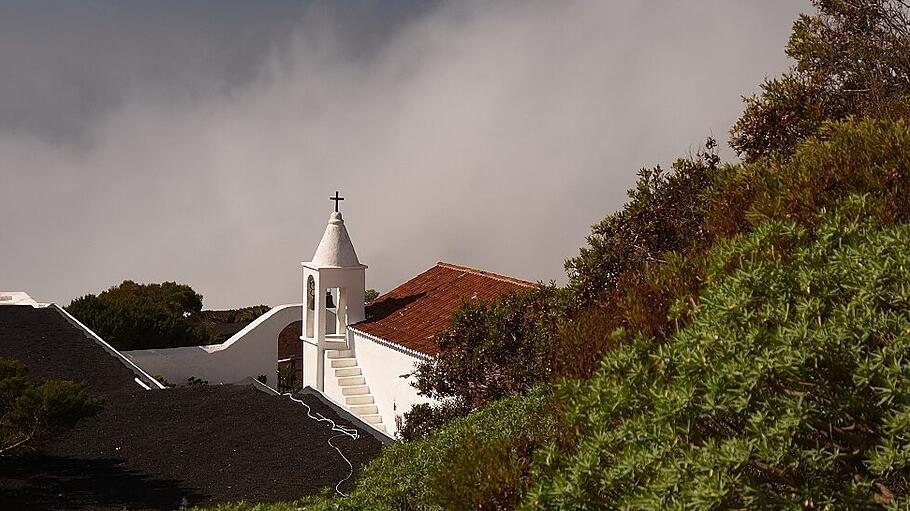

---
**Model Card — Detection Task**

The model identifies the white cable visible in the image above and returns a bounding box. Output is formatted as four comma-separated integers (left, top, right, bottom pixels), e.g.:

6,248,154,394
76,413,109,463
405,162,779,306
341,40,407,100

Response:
283,392,360,497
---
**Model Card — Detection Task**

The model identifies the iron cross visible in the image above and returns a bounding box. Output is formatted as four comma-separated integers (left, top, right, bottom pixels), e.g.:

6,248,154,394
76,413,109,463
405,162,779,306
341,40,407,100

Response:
330,191,344,212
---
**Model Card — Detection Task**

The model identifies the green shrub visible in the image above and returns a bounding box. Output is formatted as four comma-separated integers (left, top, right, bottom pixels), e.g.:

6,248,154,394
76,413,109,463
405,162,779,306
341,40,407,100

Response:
525,202,910,509
0,358,102,455
399,400,469,441
730,0,910,161
560,118,909,380
716,118,910,233
66,280,219,350
406,285,570,437
295,388,553,511
152,373,175,388
566,141,719,308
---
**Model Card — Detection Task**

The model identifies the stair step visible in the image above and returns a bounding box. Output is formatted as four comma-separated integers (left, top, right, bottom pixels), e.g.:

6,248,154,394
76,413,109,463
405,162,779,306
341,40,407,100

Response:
350,404,378,415
338,376,366,386
375,424,387,433
327,349,354,359
334,367,362,377
325,340,348,351
330,358,357,368
346,395,374,405
341,385,370,396
360,413,383,424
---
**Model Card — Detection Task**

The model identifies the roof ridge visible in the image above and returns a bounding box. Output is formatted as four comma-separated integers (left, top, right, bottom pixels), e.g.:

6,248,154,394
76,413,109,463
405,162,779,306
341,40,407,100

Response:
436,262,536,288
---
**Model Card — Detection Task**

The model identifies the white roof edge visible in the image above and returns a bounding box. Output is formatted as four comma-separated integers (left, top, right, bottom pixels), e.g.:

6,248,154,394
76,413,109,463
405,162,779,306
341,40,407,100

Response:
200,303,302,353
348,326,432,361
0,291,50,307
301,262,368,270
51,304,166,389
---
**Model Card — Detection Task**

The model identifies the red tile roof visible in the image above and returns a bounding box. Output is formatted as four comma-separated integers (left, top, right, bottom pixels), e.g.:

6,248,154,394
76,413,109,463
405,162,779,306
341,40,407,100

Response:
352,262,535,356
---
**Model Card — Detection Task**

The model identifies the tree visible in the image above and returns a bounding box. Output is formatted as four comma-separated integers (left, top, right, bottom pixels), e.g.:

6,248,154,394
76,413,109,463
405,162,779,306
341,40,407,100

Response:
66,281,219,350
403,285,570,439
731,0,910,160
0,359,102,455
565,139,719,308
364,289,380,303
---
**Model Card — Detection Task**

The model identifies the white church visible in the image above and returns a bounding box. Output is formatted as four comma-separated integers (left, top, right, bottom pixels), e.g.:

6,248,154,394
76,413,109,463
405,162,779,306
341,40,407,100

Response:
122,196,534,436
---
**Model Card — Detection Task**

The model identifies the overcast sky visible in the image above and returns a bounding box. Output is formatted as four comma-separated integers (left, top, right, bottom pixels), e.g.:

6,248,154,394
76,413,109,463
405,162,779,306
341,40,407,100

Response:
0,0,810,309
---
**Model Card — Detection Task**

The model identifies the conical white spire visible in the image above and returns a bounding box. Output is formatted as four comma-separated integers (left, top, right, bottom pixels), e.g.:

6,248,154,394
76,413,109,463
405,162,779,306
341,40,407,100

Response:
311,211,361,267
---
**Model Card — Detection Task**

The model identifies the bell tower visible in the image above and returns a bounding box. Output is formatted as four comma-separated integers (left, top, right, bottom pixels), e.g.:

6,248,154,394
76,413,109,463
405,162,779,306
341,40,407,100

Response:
301,192,366,391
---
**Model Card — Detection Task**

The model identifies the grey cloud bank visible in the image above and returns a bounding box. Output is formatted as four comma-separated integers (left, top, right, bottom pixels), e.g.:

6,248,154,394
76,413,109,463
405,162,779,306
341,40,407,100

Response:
0,0,808,309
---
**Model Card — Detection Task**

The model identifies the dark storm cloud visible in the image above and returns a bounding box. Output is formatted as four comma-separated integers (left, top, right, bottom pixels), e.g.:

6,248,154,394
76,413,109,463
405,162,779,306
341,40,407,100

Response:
0,0,809,308
0,0,430,145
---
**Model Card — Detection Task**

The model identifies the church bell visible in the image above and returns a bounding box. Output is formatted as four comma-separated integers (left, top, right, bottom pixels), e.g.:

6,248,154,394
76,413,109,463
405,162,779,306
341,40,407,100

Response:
325,290,336,309
307,278,315,310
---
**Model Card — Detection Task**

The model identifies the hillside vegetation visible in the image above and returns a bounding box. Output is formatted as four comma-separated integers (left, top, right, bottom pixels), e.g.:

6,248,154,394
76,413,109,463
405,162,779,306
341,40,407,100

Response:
203,1,910,509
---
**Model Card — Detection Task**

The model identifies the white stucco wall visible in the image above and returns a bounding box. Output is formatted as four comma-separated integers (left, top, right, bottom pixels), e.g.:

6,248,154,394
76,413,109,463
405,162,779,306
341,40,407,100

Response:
123,304,301,386
349,327,438,437
301,339,319,389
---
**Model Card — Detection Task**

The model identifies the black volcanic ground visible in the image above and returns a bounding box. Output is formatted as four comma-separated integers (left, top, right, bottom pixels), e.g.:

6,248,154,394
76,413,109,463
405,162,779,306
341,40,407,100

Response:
0,306,381,510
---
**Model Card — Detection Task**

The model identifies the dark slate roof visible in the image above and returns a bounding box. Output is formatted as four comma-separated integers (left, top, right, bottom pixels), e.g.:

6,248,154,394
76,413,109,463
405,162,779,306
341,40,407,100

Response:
0,304,158,393
354,262,535,356
0,305,382,511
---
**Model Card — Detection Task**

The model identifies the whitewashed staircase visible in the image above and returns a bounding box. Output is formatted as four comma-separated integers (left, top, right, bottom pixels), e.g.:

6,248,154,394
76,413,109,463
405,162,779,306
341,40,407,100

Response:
326,343,386,434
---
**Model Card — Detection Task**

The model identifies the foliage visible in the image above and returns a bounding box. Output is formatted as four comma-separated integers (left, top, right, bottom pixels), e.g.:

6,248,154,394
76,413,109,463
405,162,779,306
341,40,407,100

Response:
192,496,332,511
365,289,380,303
714,118,910,232
66,280,219,350
524,204,910,509
553,250,705,379
404,285,571,438
331,389,551,511
0,358,102,455
196,306,271,325
398,400,469,441
369,117,909,506
276,363,298,394
565,139,719,308
731,0,910,160
562,117,909,377
410,115,908,432
186,376,208,386
393,116,909,506
66,280,213,349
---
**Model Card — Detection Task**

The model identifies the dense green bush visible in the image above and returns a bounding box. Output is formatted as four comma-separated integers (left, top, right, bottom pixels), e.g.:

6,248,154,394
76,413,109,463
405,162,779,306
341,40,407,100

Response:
66,280,219,350
561,117,909,375
0,358,102,455
404,285,570,439
197,305,271,325
566,140,719,308
269,389,549,511
731,0,910,161
525,203,910,508
717,118,910,230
